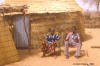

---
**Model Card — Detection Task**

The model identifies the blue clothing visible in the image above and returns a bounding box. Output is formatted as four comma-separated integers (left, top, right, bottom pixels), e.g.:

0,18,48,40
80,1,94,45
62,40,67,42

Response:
46,33,60,44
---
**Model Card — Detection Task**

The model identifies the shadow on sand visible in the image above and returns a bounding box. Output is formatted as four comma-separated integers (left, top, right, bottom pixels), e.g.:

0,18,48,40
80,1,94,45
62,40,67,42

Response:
83,34,93,42
17,49,41,60
17,33,92,61
69,50,86,58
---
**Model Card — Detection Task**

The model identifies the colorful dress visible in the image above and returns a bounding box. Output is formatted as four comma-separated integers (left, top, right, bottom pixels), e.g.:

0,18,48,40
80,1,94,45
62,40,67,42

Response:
46,32,60,44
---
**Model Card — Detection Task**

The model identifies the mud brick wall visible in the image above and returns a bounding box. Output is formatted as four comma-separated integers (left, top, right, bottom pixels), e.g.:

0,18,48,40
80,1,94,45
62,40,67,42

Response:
84,16,100,28
30,12,85,49
0,17,19,66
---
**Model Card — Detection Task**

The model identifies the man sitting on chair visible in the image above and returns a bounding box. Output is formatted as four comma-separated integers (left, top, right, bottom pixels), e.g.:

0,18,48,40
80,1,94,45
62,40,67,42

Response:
64,26,82,59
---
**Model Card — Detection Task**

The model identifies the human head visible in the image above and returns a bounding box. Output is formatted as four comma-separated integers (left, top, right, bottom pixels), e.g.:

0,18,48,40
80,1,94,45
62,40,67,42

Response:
72,26,77,33
49,28,55,35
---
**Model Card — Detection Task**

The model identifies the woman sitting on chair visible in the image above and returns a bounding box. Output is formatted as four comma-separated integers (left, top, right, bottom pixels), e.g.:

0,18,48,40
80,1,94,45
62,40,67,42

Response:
42,28,60,57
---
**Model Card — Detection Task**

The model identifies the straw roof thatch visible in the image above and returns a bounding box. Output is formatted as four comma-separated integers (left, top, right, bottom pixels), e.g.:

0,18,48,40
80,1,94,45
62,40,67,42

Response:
0,0,82,15
28,0,82,13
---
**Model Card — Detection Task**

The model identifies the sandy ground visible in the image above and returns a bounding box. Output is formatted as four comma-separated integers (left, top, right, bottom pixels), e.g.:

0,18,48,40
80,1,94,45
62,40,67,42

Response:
5,28,100,66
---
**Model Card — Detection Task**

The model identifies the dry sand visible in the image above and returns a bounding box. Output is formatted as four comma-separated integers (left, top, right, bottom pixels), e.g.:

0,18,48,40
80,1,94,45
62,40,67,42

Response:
5,28,100,66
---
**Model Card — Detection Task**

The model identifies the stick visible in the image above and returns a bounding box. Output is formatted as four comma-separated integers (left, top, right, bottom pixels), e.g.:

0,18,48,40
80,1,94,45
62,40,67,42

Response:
91,46,100,48
23,9,31,51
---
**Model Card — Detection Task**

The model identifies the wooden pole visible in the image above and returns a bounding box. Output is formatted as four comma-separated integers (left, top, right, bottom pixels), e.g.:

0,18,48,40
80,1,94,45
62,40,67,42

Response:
29,16,31,49
23,9,31,50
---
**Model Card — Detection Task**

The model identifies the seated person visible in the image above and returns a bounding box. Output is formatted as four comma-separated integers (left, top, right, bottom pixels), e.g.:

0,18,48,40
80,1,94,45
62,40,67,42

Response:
64,26,82,59
46,28,60,46
42,28,60,57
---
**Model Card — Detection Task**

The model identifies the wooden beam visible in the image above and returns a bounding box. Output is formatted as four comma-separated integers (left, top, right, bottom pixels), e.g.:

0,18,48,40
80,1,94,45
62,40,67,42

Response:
0,5,28,14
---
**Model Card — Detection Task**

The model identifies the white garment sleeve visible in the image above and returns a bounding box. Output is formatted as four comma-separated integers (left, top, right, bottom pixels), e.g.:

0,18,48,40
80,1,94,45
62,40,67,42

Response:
77,33,80,40
66,33,71,41
77,33,81,44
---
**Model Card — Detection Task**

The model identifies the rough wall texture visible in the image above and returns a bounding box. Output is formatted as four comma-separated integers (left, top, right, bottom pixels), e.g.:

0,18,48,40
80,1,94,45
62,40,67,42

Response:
30,12,85,49
84,16,100,28
0,17,19,66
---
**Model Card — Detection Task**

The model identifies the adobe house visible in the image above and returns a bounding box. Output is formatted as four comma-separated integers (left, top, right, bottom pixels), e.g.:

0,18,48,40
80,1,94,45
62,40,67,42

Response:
0,0,86,65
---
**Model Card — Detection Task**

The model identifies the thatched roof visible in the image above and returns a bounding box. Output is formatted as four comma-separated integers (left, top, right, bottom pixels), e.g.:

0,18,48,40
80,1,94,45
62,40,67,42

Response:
0,0,82,15
28,0,82,13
